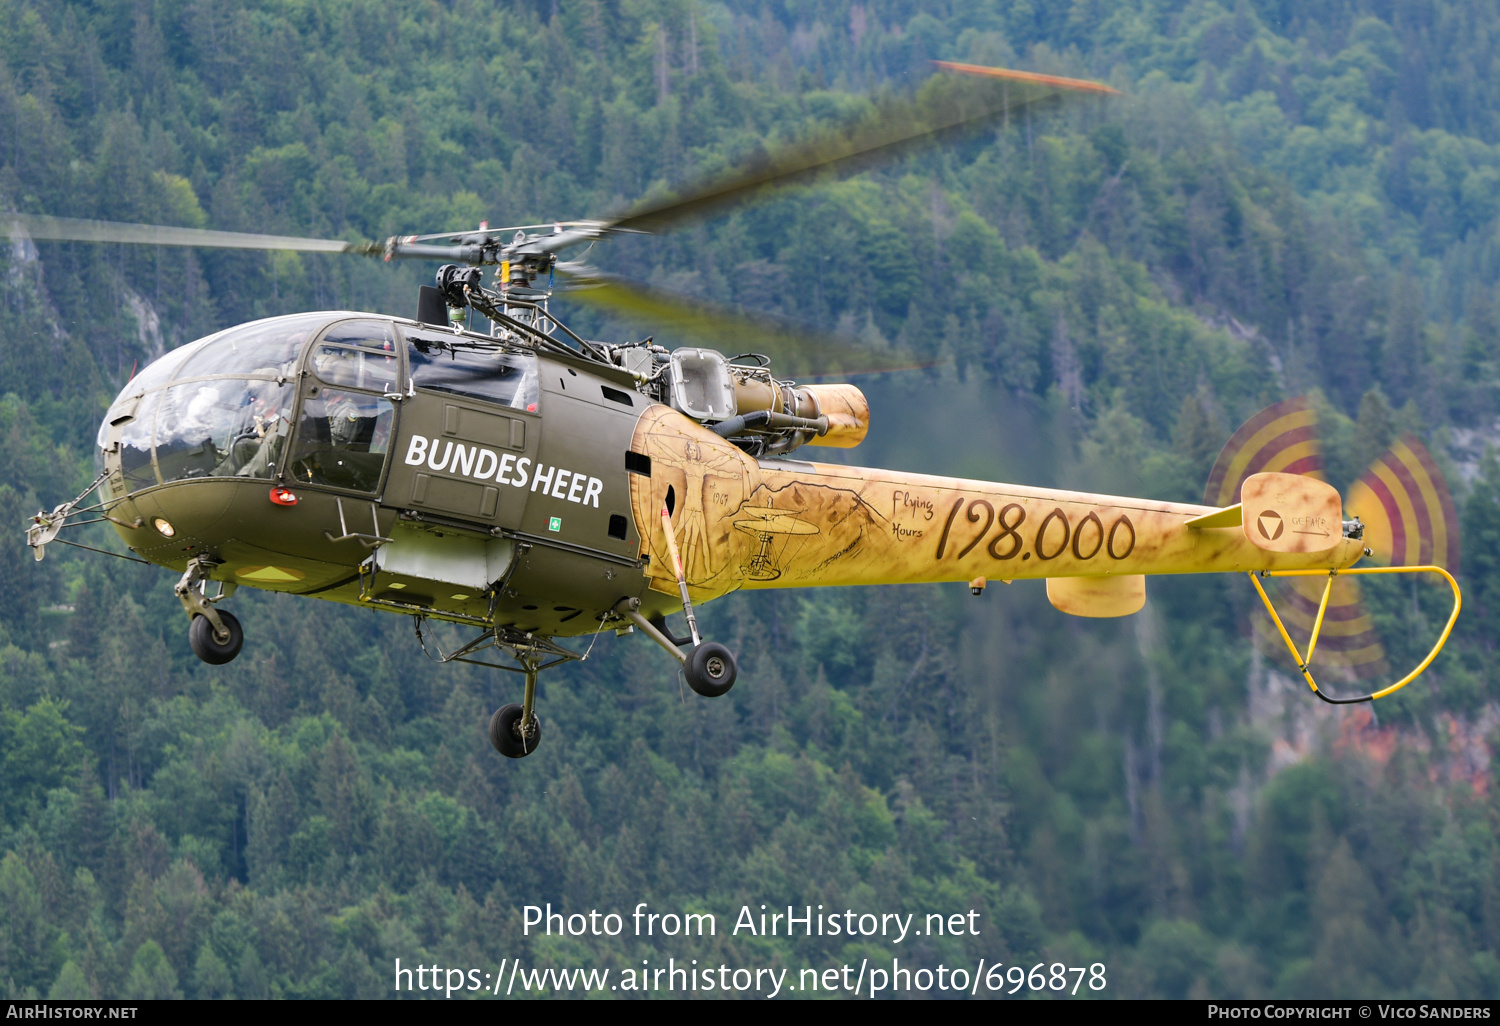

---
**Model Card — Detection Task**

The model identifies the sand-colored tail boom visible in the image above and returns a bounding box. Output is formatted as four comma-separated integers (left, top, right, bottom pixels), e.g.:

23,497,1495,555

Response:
628,407,1365,607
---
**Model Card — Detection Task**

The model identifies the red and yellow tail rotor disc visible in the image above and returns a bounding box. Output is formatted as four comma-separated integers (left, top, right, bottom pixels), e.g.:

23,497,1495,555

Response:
1345,434,1460,572
1207,400,1458,683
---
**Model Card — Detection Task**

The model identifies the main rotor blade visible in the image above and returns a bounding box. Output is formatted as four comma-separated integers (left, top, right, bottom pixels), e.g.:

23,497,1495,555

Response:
928,61,1121,93
4,213,364,254
609,63,1118,235
555,264,921,376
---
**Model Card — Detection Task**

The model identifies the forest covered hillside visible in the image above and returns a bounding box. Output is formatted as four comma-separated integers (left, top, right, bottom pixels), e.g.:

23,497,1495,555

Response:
3,0,1500,999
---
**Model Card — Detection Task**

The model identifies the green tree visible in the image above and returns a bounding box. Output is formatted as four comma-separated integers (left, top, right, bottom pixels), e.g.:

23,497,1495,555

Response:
190,943,233,1000
0,852,48,995
0,0,1499,1003
1460,449,1500,657
2,697,85,822
0,485,40,646
47,961,90,1000
123,941,182,1001
1351,389,1398,483
1134,919,1214,999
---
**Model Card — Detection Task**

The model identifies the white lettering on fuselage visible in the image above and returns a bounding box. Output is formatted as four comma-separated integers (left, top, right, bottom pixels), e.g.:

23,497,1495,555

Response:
403,436,603,508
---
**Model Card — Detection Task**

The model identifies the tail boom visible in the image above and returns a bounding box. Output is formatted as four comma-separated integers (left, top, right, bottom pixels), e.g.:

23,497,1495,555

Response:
629,408,1364,603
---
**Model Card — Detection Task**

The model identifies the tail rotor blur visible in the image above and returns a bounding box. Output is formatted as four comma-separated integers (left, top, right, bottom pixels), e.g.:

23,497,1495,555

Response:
1345,435,1460,572
1205,398,1460,688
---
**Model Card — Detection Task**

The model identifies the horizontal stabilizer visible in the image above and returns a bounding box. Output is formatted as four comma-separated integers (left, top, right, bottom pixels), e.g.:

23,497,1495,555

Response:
1185,504,1242,530
1047,575,1145,618
1240,472,1341,554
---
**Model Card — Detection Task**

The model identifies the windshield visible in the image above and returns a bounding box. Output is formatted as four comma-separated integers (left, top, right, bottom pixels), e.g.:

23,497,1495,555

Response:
175,313,326,380
100,313,340,490
154,380,296,483
117,391,162,493
99,313,408,493
115,335,217,399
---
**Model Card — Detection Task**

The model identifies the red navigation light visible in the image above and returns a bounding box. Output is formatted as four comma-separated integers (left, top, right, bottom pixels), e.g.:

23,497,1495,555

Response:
269,486,299,506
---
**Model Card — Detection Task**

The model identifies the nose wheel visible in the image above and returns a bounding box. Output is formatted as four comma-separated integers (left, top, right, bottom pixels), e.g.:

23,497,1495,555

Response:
189,610,243,665
175,556,243,665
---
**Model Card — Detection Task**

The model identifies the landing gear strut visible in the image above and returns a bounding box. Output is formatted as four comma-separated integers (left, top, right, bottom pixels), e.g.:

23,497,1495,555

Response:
175,557,243,664
608,506,744,698
411,620,572,760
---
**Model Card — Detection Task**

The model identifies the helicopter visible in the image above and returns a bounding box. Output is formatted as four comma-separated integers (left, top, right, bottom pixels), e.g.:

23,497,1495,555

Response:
15,63,1460,759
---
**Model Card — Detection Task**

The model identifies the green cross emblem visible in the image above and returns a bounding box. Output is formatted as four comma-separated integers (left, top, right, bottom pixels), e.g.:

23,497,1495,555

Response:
548,516,562,532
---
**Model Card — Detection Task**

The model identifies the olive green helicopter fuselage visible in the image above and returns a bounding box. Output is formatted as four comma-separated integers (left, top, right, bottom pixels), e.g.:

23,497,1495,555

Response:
96,311,661,640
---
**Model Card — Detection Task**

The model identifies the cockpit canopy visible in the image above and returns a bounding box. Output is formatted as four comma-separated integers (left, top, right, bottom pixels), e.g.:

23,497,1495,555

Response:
99,312,538,500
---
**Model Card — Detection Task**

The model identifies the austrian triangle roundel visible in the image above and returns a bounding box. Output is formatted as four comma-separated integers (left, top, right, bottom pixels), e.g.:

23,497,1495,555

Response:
1257,509,1284,541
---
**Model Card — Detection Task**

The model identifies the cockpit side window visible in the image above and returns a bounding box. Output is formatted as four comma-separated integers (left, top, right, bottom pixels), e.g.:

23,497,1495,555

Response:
311,319,400,393
406,335,538,411
322,319,399,351
287,390,395,493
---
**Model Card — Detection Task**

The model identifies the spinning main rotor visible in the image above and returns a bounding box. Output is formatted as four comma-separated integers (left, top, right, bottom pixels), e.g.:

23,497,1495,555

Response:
4,62,1116,373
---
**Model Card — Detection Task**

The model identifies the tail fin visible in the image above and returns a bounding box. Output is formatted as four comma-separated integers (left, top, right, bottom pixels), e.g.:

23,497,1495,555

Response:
1239,471,1342,554
1206,398,1365,677
1206,399,1365,674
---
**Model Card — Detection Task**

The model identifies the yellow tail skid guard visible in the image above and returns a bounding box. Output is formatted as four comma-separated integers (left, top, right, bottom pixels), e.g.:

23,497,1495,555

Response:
1249,566,1462,704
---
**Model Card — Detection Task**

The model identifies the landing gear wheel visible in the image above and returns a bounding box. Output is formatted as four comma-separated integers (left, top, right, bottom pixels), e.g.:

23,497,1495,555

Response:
188,611,243,665
684,642,737,697
489,703,542,758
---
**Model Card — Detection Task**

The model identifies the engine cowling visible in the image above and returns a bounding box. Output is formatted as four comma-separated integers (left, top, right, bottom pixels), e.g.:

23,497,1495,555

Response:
797,383,869,448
